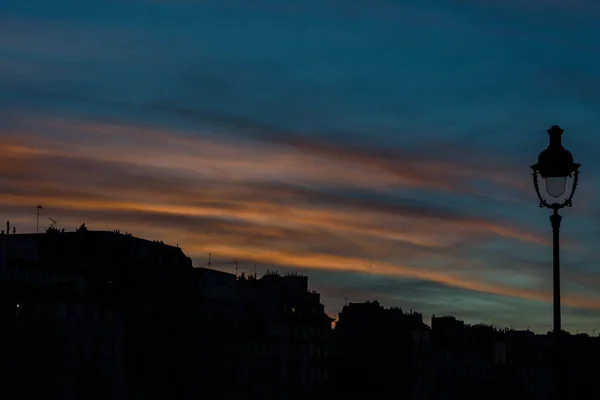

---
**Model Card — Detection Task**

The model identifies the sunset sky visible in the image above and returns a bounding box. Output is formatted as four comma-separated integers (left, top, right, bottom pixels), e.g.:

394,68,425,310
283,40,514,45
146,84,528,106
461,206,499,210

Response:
2,0,600,332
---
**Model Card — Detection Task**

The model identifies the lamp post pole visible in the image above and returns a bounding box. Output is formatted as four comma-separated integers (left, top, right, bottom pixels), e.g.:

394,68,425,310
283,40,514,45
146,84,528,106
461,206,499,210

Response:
550,208,562,400
531,124,580,400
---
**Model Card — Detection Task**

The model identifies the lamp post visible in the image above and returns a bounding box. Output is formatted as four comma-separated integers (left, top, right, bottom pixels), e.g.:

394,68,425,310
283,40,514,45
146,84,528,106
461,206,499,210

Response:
531,125,580,400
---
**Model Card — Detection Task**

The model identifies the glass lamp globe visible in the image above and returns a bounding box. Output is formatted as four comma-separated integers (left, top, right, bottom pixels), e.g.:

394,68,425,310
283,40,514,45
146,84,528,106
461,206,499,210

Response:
544,177,567,198
532,125,580,206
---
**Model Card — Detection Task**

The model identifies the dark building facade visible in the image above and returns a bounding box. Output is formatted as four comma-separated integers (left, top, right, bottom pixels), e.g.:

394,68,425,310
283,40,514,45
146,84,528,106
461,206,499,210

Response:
0,229,334,400
0,229,193,400
331,301,430,400
187,267,241,400
429,316,509,400
237,272,334,400
4,228,600,400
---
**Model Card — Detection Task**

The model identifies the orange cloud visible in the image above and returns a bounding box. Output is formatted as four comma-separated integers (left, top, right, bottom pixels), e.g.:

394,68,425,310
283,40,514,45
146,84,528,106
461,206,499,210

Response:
173,243,600,310
0,146,544,248
1,116,595,311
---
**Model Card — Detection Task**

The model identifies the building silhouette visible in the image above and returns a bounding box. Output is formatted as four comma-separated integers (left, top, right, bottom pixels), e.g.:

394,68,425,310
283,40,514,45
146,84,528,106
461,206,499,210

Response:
0,229,333,400
186,267,241,399
331,301,430,399
236,271,334,400
0,229,193,399
428,316,508,400
2,228,600,399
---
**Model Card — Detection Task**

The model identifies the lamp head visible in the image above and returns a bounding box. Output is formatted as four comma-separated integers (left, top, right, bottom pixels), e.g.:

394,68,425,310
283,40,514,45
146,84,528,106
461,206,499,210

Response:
531,125,580,207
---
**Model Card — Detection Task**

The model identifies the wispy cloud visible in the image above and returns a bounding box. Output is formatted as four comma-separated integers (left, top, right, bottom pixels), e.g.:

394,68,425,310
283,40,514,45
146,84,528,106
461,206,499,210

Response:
1,116,599,321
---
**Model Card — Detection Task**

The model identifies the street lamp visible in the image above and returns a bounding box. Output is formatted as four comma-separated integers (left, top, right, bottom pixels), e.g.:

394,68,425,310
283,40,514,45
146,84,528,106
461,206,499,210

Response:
531,124,580,400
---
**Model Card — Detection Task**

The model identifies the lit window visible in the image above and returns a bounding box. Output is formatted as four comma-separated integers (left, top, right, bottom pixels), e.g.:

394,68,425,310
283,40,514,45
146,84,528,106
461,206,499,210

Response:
292,307,295,313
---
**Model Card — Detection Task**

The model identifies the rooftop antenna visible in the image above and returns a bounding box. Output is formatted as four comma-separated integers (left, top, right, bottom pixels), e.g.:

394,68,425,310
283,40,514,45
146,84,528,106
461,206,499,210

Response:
249,261,255,279
6,221,9,235
208,253,212,269
235,260,239,277
49,218,57,229
36,205,43,233
254,261,257,278
345,297,348,306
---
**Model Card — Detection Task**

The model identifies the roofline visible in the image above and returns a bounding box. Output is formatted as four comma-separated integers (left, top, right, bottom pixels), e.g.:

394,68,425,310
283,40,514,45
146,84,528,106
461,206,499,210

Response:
5,230,184,251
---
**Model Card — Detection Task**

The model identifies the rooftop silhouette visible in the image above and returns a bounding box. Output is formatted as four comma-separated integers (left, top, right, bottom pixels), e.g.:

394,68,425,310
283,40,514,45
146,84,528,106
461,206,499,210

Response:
1,228,599,399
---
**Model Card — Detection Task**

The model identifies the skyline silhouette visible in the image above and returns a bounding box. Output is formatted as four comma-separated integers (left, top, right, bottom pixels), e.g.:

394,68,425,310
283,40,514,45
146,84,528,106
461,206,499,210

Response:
2,224,597,336
2,227,600,400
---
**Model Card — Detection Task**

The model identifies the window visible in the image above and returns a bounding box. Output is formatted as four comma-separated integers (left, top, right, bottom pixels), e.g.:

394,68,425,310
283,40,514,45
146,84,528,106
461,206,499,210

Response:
106,340,115,358
57,302,67,319
33,269,42,284
93,340,102,361
75,335,84,358
15,266,23,281
76,305,84,322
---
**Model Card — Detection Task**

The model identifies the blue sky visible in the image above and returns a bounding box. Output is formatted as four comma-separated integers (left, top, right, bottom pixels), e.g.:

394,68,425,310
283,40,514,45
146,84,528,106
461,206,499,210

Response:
1,0,600,332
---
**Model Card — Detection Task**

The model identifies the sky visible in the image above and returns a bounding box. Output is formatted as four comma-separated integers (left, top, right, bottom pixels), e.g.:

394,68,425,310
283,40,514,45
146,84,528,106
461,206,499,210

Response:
2,0,600,333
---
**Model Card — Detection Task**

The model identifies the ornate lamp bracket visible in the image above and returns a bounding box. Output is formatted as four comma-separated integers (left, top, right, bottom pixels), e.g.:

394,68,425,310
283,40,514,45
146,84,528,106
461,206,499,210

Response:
531,165,579,210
